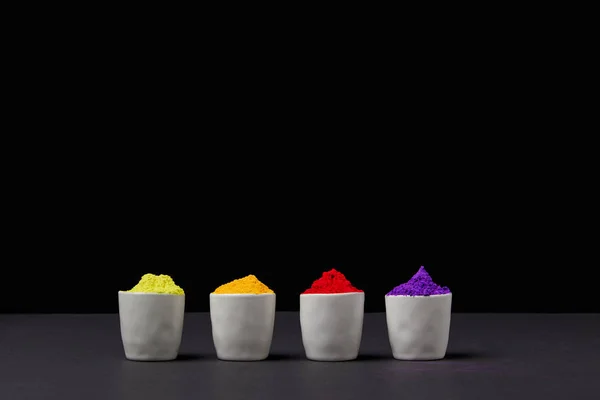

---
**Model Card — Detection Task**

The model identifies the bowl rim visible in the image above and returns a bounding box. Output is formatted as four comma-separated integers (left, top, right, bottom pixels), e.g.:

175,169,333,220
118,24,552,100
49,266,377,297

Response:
384,292,452,298
118,291,185,296
300,291,365,296
209,292,275,297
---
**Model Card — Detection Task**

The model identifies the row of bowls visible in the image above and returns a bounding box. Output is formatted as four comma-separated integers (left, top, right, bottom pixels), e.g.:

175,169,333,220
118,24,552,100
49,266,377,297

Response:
118,291,452,362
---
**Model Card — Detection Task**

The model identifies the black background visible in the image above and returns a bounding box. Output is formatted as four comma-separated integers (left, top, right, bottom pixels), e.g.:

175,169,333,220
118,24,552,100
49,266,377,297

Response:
2,137,595,314
2,37,595,313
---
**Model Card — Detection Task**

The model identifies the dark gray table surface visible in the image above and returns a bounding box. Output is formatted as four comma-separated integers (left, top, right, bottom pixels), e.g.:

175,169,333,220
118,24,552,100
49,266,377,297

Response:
1,313,599,400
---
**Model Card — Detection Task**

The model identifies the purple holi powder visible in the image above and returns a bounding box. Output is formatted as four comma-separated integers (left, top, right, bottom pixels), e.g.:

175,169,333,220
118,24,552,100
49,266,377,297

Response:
387,266,450,296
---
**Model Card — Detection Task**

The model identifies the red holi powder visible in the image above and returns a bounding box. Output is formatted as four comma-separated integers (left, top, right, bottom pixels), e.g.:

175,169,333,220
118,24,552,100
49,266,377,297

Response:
302,269,362,294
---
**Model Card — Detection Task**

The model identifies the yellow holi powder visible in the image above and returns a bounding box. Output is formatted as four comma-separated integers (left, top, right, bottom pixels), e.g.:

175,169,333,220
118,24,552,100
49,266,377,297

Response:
213,274,274,294
127,273,184,295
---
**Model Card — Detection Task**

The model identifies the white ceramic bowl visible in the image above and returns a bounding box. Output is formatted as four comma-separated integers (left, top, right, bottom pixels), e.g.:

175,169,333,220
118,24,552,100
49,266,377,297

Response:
385,293,452,360
209,293,276,361
300,292,364,361
118,291,185,361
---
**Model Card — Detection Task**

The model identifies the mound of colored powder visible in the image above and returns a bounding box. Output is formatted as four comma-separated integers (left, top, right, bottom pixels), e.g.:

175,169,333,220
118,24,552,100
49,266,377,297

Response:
387,266,450,296
303,269,363,294
213,275,274,294
127,273,184,295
